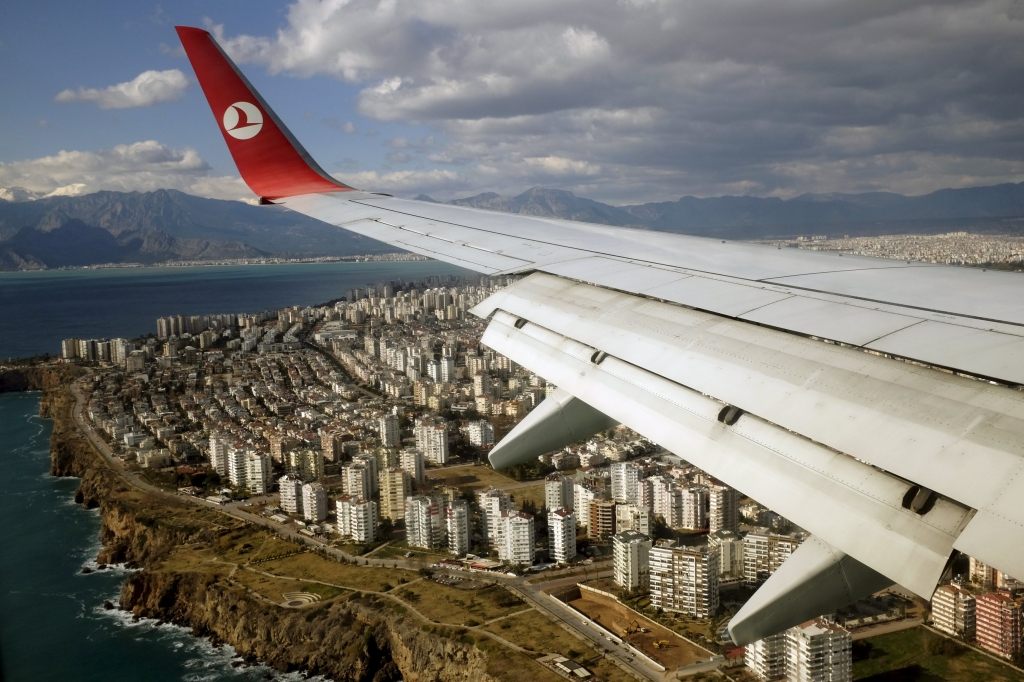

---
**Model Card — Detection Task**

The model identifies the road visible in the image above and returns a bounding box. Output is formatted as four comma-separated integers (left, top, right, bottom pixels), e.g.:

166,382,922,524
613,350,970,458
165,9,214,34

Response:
69,376,668,680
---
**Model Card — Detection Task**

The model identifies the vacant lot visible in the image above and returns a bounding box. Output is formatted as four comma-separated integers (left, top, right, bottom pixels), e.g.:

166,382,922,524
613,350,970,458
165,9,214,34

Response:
398,582,526,625
853,627,1024,681
426,464,521,491
484,611,639,682
257,552,418,592
568,590,712,669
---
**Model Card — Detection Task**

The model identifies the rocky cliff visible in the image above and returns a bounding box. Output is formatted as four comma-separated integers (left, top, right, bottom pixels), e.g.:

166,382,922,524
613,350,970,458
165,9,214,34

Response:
122,571,499,681
34,374,502,681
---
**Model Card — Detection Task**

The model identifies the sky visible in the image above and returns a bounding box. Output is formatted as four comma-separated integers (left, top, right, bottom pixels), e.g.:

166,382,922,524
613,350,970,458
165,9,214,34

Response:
1,0,1024,205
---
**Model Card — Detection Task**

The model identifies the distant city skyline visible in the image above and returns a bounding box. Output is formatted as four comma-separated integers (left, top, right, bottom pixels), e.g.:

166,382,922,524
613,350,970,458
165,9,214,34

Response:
2,1,1024,204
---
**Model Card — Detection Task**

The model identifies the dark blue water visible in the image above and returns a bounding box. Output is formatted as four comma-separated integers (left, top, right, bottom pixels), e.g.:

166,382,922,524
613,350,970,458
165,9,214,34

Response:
0,260,471,360
0,392,327,682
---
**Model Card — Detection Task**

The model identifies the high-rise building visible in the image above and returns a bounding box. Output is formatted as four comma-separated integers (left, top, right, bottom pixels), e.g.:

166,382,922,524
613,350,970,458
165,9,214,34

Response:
708,483,739,533
343,463,372,502
545,473,574,511
399,448,426,484
62,338,80,359
745,631,788,681
499,511,535,565
209,433,229,476
302,482,328,523
976,592,1024,659
589,500,617,540
574,483,600,528
337,496,377,543
379,467,410,521
227,446,248,489
414,417,449,465
445,500,470,556
244,450,272,495
286,448,324,481
549,508,577,564
708,529,744,578
477,488,513,546
681,486,708,530
931,584,976,641
786,619,852,682
615,504,652,536
649,544,719,618
406,496,444,549
353,454,379,493
466,420,495,447
378,413,401,448
612,530,652,591
610,462,642,504
744,532,802,584
278,474,303,515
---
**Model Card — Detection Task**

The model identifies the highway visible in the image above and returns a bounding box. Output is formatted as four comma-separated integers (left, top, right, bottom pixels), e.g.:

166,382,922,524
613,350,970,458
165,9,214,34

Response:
69,376,670,680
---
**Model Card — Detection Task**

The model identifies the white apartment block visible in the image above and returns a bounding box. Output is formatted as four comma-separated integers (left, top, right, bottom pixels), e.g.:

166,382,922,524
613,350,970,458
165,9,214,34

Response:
445,500,470,556
378,413,401,448
227,446,248,488
278,474,303,515
610,462,642,504
414,418,449,464
787,619,852,682
681,486,708,530
499,511,535,565
615,504,652,536
549,508,577,564
744,532,802,584
574,483,599,528
400,448,426,484
352,454,379,493
337,496,377,543
302,482,328,523
343,463,372,502
649,544,719,618
477,488,513,545
545,473,574,511
746,631,788,681
209,433,229,476
709,530,744,578
406,495,444,549
466,420,495,447
931,584,976,640
613,530,652,591
708,483,739,533
244,450,272,495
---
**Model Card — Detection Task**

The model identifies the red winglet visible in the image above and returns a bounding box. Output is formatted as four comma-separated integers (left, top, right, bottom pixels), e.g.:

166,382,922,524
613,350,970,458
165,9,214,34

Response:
175,26,354,201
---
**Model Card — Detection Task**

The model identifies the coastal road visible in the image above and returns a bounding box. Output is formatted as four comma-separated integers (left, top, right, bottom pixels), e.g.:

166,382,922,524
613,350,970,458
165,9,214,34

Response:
69,376,664,681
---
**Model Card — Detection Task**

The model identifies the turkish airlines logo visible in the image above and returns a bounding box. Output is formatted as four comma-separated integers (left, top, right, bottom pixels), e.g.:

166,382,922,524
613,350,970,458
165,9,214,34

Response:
223,102,263,140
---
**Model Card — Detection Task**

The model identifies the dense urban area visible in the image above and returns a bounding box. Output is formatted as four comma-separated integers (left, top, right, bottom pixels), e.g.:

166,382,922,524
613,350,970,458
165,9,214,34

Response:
759,232,1024,268
54,269,1024,682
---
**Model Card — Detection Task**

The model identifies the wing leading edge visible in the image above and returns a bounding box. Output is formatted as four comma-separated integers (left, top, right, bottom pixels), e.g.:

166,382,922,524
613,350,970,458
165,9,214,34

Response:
177,26,1024,643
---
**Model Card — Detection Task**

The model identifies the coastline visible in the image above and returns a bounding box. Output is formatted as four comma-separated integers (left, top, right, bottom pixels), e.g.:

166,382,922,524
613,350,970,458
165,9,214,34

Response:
1,367,507,682
0,253,430,274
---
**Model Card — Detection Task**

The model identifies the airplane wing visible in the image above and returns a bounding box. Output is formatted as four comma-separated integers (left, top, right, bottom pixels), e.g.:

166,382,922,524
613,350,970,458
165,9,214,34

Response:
177,26,1024,643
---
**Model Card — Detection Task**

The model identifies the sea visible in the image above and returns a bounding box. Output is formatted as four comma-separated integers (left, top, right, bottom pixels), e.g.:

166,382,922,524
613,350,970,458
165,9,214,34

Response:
0,261,469,681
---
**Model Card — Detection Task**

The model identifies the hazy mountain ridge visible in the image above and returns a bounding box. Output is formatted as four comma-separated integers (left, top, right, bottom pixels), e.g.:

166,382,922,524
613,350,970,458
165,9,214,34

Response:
0,189,395,270
420,183,1024,239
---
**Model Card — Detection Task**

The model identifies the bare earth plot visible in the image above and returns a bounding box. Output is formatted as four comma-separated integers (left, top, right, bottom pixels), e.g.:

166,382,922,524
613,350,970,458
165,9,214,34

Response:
567,591,712,669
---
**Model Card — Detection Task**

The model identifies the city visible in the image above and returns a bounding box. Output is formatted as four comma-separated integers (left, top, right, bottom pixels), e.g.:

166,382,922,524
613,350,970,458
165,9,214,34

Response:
55,271,1024,681
758,232,1024,268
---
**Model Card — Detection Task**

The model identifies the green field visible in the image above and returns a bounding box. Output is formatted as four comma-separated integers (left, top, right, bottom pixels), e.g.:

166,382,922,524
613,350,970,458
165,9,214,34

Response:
853,627,1024,681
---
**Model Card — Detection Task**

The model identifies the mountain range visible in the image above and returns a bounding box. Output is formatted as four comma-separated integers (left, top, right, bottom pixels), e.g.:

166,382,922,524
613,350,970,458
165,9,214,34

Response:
3,181,1024,270
0,189,393,270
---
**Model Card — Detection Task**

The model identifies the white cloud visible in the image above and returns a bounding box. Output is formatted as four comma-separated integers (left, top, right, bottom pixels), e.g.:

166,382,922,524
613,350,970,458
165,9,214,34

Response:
55,69,189,109
0,141,254,202
200,2,1024,202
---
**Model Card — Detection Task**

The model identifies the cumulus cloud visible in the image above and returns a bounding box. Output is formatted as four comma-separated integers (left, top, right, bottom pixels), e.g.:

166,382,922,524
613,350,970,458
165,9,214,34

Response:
203,1,1024,202
0,141,254,202
55,69,189,109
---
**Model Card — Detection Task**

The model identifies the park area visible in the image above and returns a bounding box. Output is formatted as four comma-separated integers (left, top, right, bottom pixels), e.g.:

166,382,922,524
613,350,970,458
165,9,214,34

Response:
852,627,1024,681
566,588,714,669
